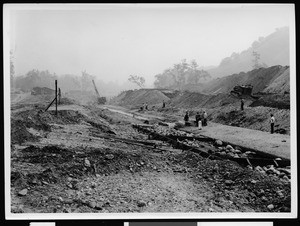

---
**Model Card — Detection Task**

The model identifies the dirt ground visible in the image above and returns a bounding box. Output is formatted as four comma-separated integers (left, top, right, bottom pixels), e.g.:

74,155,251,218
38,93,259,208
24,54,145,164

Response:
10,94,291,214
181,122,290,160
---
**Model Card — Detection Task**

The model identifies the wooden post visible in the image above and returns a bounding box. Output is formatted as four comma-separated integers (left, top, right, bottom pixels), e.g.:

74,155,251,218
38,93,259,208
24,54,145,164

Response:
55,80,57,115
58,88,61,105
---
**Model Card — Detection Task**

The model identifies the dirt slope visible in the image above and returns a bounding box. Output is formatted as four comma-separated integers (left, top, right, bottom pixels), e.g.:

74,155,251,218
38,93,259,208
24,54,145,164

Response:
110,89,170,108
263,68,290,93
202,65,289,95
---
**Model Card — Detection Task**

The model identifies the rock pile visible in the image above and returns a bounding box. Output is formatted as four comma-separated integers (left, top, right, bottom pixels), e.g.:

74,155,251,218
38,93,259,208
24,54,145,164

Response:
254,165,290,181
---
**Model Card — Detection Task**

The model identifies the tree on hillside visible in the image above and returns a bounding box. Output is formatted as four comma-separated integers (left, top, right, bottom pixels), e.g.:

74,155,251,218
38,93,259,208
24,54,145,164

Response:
187,60,211,84
81,70,96,91
162,59,189,90
128,75,145,88
252,51,268,69
153,59,211,89
14,69,57,91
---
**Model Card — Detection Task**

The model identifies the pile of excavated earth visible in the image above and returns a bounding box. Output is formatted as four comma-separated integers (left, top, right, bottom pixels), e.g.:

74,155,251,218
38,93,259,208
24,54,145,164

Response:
10,90,291,214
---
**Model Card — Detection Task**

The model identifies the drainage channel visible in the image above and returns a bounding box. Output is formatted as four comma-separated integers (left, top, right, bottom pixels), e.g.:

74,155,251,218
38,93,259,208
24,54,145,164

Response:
132,124,290,168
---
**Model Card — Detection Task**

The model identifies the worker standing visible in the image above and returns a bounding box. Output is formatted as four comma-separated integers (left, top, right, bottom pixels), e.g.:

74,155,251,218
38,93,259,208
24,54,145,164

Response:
203,111,208,126
270,114,275,134
195,112,201,127
184,111,189,126
162,100,166,108
241,98,244,111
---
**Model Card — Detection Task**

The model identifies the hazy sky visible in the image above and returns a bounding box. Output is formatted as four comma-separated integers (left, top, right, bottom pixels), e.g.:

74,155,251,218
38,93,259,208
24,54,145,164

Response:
8,4,293,85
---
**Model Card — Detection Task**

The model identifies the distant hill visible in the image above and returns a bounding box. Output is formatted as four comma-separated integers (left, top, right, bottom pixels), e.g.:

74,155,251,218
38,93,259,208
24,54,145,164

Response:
202,65,289,95
207,27,289,78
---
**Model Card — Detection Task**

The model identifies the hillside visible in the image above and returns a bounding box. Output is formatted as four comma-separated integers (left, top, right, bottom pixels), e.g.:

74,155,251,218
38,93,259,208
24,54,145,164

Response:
202,65,290,95
207,27,289,78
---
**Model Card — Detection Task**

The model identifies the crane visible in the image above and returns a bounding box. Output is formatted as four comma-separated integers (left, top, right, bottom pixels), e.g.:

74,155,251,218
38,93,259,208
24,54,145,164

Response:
92,79,106,104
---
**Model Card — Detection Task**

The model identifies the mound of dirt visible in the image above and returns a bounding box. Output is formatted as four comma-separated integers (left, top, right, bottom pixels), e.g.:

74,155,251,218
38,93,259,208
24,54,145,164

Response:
110,89,170,108
11,105,116,144
11,109,52,144
263,68,290,94
11,120,40,145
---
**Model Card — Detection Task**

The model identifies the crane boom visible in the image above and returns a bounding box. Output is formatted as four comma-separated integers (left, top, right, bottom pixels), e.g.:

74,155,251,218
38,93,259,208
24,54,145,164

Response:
92,79,100,98
92,79,106,104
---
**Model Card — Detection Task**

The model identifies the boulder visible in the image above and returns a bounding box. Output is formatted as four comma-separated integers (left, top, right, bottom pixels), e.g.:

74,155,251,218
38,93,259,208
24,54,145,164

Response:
215,140,223,146
220,151,227,156
95,203,103,210
267,204,275,211
226,145,234,150
18,189,28,196
84,158,91,167
225,180,234,186
88,201,97,208
137,200,147,207
234,149,242,154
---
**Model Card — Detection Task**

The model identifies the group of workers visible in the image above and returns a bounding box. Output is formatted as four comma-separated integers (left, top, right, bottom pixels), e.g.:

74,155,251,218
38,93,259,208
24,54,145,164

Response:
183,99,275,134
139,97,275,134
184,110,208,129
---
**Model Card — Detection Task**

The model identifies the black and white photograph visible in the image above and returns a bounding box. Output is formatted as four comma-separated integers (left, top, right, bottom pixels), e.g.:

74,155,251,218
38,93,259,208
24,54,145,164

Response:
3,4,296,219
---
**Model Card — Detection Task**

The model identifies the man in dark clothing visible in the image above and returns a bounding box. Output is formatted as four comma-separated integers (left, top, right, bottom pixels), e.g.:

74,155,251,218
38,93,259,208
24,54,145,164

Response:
195,112,201,127
184,111,189,126
203,111,208,126
241,99,244,111
270,114,275,134
162,100,166,108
